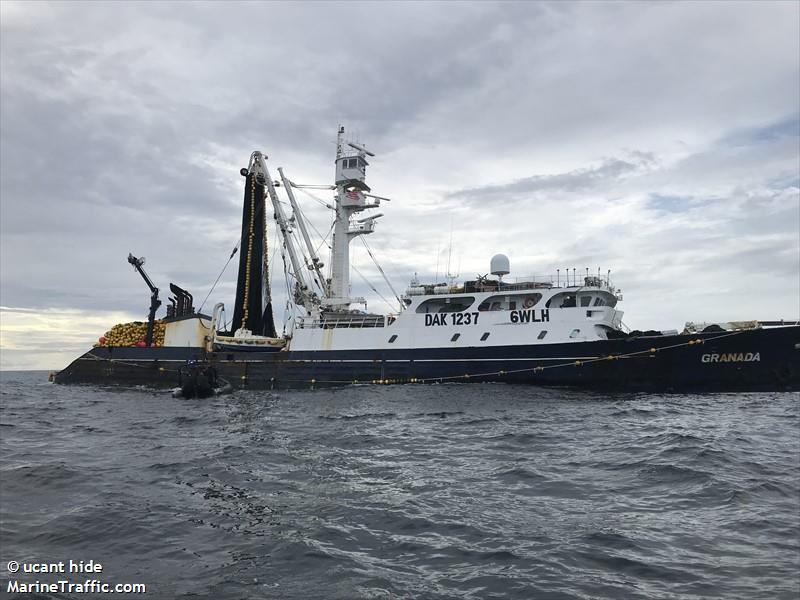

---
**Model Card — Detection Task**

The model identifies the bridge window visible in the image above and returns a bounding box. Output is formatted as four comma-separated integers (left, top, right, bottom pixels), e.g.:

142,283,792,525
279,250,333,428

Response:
478,294,540,311
593,297,606,306
546,293,577,308
580,296,592,307
478,297,501,311
537,330,547,340
415,296,475,314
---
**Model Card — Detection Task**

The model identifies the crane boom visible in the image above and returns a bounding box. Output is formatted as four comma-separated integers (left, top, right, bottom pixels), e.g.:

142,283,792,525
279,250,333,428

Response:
278,167,326,295
252,152,315,309
127,253,161,346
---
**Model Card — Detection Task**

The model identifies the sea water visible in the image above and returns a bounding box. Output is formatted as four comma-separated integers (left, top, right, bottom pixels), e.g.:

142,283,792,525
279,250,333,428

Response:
1,371,798,599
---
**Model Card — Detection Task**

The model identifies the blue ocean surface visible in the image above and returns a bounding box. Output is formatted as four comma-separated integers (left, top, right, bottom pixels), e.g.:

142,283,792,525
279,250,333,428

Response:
1,370,798,599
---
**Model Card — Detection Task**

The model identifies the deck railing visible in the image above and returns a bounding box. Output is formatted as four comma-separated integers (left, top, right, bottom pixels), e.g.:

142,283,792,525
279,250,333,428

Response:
297,314,387,329
404,273,615,296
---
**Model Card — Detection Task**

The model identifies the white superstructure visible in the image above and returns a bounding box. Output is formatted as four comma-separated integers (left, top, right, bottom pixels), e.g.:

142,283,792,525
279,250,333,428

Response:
289,275,624,351
240,128,626,354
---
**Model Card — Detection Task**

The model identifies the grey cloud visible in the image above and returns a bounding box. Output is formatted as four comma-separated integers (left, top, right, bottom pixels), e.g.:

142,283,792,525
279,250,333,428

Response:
697,239,798,277
1,1,798,368
646,194,695,214
718,114,800,147
447,155,651,204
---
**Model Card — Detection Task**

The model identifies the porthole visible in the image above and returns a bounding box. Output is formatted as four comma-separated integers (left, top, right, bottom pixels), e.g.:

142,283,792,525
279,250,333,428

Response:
480,332,490,341
537,331,547,340
451,333,460,342
388,335,398,343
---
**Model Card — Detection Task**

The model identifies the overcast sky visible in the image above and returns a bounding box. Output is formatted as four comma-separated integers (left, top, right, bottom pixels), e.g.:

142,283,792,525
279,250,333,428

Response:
1,1,798,370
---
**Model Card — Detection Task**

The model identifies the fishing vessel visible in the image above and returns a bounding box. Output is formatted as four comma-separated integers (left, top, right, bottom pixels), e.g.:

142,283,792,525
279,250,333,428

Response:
55,128,800,392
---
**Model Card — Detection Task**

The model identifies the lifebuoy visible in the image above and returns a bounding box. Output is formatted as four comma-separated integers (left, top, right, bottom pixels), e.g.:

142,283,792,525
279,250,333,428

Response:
523,297,536,309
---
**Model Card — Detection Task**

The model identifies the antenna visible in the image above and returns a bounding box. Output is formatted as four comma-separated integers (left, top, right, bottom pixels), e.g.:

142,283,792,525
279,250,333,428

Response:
356,213,384,223
445,220,454,282
347,141,375,157
336,126,345,159
435,240,441,283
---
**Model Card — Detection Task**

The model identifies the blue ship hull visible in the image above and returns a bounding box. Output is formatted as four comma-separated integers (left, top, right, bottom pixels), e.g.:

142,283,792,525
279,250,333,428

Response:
54,326,800,392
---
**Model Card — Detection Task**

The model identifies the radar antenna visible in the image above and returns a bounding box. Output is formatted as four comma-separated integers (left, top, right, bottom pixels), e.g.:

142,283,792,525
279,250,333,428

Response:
347,141,375,157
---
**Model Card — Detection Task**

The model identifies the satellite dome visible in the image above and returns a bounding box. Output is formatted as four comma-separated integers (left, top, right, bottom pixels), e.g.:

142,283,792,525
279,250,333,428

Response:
490,254,510,278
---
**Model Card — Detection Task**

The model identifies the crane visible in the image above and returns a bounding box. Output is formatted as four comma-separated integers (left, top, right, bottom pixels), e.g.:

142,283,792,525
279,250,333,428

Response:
127,253,161,346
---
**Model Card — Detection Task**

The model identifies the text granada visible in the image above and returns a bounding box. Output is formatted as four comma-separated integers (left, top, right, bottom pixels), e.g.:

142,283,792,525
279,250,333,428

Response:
701,352,760,363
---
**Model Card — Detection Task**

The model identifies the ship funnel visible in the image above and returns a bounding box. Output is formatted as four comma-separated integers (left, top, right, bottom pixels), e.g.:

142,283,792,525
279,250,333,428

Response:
490,254,510,279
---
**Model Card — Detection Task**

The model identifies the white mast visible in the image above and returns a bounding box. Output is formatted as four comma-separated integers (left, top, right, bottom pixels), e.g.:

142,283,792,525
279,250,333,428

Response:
326,126,381,310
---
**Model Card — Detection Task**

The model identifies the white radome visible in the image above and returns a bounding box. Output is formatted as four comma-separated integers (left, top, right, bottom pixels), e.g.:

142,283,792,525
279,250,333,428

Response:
490,254,510,278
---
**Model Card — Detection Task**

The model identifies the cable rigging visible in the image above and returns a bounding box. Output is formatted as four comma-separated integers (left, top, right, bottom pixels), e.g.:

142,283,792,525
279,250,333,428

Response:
198,238,241,313
359,236,404,312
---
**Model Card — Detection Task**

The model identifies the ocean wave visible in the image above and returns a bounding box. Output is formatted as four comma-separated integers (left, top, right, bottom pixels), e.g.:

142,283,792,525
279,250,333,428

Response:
1,372,797,600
